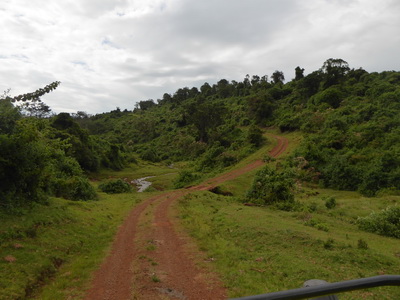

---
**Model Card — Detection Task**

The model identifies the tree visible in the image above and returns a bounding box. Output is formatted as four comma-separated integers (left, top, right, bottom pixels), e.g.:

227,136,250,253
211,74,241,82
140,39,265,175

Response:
0,96,21,134
158,93,172,104
20,101,52,118
200,82,213,96
72,111,90,119
295,66,305,80
0,120,51,209
6,81,61,103
1,82,60,120
215,79,232,98
185,100,225,142
243,74,251,89
188,87,200,98
247,124,264,147
321,58,350,88
246,93,274,125
172,87,190,103
138,99,156,111
298,70,323,98
251,75,260,86
272,70,285,84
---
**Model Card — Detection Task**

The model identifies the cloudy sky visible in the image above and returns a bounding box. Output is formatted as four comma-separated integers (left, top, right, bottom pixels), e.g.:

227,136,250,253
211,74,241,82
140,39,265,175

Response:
1,0,399,114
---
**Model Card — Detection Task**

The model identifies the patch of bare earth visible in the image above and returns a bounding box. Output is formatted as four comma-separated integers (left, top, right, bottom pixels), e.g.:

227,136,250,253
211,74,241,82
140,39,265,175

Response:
84,136,288,300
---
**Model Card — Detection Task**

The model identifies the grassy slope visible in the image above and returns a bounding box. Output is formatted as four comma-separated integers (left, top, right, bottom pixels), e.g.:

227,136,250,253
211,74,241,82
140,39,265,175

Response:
177,131,400,299
0,192,146,300
0,159,180,300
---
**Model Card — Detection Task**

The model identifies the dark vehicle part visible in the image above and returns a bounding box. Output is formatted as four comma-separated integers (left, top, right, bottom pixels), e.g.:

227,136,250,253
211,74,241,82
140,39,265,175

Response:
230,275,400,300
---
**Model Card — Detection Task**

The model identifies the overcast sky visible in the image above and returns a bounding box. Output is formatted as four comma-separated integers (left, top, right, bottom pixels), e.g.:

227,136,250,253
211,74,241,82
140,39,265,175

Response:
1,0,399,114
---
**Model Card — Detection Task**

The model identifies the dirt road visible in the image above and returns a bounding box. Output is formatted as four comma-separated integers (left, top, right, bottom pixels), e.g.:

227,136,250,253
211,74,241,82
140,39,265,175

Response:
84,136,288,300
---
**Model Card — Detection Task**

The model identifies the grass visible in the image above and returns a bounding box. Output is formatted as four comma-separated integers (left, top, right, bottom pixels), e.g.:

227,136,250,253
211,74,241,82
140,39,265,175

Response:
178,187,400,299
0,191,149,300
0,158,179,300
92,160,179,192
2,129,399,299
196,130,400,299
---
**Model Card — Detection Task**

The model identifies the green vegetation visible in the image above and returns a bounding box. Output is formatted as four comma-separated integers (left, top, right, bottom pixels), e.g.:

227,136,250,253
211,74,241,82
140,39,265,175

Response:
98,179,132,194
357,206,400,238
0,193,141,300
1,58,400,298
173,170,201,189
3,58,399,210
72,58,399,197
0,85,127,211
246,166,295,206
325,196,337,209
178,190,400,299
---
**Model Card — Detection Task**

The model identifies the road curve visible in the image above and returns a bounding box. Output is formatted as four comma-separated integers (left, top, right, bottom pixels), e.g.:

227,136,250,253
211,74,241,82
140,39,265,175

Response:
84,135,289,300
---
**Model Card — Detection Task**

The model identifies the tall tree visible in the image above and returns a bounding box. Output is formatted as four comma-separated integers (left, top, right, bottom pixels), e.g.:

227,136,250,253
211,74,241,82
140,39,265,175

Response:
272,70,285,84
321,58,350,88
295,66,305,80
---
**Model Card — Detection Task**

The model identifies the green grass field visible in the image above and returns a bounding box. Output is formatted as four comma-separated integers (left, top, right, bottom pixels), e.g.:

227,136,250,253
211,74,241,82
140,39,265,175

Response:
177,184,400,299
174,131,400,299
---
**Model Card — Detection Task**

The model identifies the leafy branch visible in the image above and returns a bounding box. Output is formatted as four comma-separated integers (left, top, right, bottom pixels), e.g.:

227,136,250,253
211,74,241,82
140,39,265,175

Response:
6,81,61,102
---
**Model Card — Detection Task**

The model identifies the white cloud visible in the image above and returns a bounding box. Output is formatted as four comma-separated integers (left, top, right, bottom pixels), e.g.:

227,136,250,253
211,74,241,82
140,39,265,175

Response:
0,0,399,114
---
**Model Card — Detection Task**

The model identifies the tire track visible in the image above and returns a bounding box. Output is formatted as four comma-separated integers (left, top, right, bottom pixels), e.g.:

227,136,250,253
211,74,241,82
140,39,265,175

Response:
84,135,288,299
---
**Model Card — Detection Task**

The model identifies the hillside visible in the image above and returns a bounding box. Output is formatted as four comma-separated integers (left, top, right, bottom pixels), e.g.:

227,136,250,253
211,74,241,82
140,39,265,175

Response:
79,58,400,196
1,58,400,299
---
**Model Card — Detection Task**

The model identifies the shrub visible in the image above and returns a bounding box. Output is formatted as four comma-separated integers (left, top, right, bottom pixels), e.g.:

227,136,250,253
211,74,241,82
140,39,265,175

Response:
246,166,295,206
357,206,400,238
60,176,98,200
99,179,132,194
173,171,200,189
305,218,329,232
140,148,161,162
325,196,337,209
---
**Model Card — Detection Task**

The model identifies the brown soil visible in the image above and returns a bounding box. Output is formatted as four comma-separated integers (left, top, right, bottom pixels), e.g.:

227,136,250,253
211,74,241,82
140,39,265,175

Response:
84,136,288,300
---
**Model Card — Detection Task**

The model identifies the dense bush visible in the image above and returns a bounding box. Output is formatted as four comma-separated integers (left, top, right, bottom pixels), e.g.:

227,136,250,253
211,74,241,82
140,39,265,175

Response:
0,114,100,209
357,206,400,238
0,118,51,209
60,176,98,200
99,179,132,194
246,166,295,206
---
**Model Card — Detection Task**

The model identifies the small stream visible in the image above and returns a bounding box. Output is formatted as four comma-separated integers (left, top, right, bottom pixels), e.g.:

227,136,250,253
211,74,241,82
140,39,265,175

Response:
131,176,155,192
131,172,177,192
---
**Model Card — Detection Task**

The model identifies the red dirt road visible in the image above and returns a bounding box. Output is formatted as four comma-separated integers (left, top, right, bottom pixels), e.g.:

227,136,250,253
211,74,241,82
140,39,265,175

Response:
84,136,288,300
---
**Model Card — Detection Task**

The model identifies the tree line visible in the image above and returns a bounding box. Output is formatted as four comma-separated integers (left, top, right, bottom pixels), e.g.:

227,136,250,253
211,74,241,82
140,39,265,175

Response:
1,58,399,211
